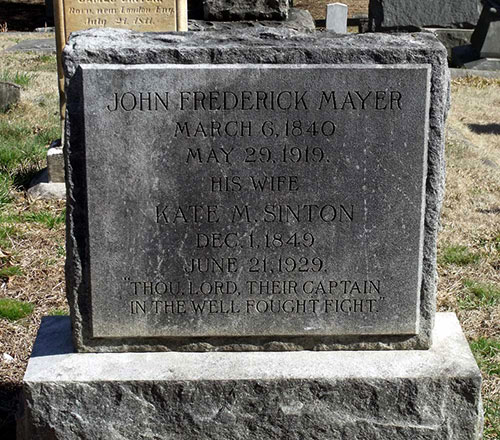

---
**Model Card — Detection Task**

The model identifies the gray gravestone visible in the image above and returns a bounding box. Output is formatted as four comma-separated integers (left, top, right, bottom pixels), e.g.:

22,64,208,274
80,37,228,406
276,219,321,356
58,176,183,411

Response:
190,8,315,32
61,28,449,353
47,143,65,183
0,82,20,112
369,0,482,30
203,0,289,21
326,3,348,33
17,29,484,440
5,38,56,54
471,0,500,58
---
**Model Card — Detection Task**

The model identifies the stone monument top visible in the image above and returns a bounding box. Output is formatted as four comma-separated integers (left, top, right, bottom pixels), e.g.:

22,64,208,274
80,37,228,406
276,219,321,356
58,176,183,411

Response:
63,28,449,353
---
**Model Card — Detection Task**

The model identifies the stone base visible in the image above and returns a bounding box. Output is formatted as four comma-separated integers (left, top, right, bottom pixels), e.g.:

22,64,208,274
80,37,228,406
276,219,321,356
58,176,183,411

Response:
17,313,483,440
27,168,66,200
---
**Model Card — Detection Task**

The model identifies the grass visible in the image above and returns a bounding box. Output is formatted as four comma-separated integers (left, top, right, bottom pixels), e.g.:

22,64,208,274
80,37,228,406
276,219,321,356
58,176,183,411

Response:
484,398,500,439
0,266,22,279
439,244,481,266
470,338,500,437
0,70,38,88
0,209,65,229
0,173,12,207
470,338,500,376
0,298,34,321
459,280,500,310
0,224,22,250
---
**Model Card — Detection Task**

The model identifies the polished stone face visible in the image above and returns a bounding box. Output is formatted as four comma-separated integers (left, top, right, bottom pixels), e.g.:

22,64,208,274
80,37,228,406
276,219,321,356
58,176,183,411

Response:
80,63,430,339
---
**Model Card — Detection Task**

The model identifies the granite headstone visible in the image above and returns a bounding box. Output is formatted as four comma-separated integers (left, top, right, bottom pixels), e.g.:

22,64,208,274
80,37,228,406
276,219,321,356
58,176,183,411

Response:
17,29,484,440
203,0,289,21
0,82,20,113
369,0,482,30
471,0,500,58
63,29,449,352
326,3,348,33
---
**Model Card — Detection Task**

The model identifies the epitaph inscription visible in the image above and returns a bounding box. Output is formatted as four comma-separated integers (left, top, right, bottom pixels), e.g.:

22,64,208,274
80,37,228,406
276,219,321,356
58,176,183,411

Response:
82,64,430,338
62,0,179,33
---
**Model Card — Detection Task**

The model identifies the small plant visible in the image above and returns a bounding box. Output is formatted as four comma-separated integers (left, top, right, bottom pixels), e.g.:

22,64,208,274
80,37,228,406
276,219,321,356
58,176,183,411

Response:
0,298,34,321
438,244,480,266
484,398,500,438
0,70,38,88
21,209,66,229
56,244,65,257
470,338,500,376
459,280,500,309
0,174,12,207
0,224,21,250
0,265,23,279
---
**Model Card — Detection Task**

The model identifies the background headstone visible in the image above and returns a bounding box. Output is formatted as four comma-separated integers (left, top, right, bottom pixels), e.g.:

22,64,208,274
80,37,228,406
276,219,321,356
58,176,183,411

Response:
203,0,289,21
47,141,65,183
189,9,315,31
27,139,66,200
326,3,348,33
0,82,20,113
369,0,482,30
471,0,500,58
53,0,188,120
5,38,56,54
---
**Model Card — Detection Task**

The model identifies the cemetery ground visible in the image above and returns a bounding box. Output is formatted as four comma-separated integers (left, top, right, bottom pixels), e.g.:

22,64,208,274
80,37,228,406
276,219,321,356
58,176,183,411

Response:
0,32,498,438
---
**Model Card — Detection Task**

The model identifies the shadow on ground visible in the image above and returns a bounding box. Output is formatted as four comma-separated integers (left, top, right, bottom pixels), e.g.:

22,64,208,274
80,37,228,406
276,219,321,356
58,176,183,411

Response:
468,123,500,135
0,384,20,440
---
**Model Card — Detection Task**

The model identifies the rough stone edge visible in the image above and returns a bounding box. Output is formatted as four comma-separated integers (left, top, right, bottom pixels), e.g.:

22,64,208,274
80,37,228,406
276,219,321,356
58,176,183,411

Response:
62,28,450,353
17,314,483,440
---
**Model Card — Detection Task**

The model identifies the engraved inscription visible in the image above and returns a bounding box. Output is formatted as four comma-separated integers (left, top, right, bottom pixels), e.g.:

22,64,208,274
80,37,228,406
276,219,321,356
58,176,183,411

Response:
83,65,430,338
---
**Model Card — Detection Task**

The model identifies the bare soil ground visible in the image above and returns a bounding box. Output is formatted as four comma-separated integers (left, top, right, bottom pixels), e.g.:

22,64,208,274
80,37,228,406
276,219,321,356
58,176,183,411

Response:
0,32,499,439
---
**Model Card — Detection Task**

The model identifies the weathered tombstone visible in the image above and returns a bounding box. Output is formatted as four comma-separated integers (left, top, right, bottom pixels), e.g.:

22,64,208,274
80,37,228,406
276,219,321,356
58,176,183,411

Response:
18,28,484,440
47,141,64,183
27,141,66,200
0,81,20,113
203,0,289,20
326,3,348,33
369,0,482,31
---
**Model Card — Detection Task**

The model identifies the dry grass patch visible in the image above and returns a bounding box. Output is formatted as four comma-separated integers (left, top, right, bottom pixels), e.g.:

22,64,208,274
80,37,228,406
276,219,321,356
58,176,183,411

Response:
438,77,500,438
0,197,66,385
